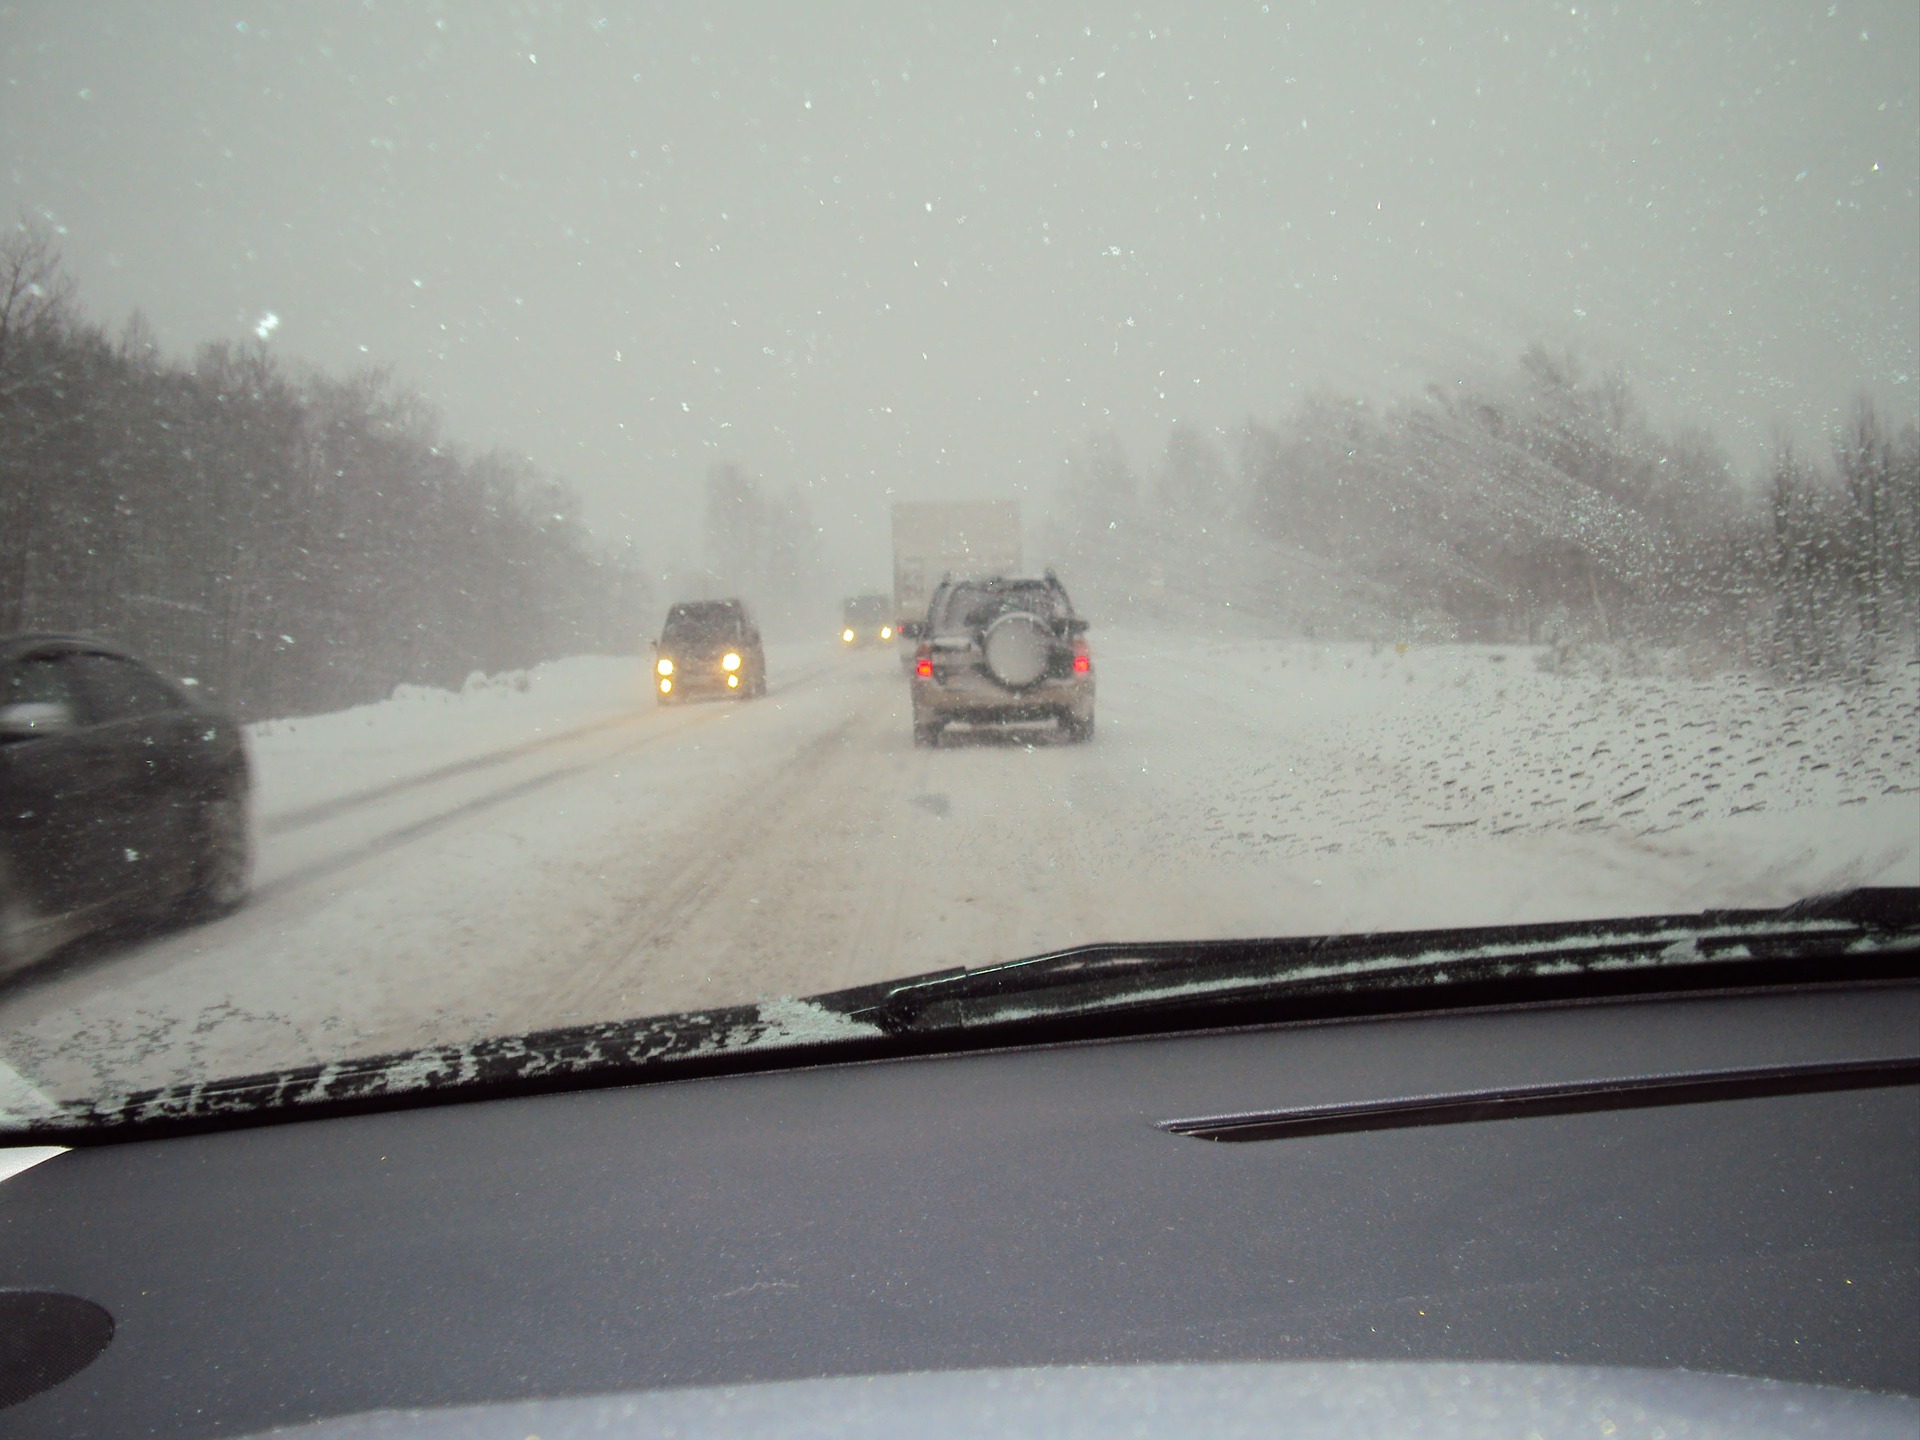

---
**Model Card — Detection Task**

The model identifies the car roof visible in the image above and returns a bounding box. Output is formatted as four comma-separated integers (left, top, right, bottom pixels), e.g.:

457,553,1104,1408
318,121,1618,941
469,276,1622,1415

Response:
935,574,1061,590
666,599,747,615
931,575,1071,604
0,633,131,664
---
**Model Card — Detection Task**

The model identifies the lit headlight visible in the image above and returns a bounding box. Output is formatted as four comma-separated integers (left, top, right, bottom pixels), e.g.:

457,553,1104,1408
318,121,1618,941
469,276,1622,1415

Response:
842,628,856,643
881,626,893,640
659,678,672,694
656,657,674,677
722,652,742,672
726,673,740,689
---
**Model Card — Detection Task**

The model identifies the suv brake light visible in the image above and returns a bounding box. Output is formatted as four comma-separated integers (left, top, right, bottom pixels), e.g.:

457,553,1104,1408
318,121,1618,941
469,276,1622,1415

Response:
915,650,934,679
1072,640,1091,674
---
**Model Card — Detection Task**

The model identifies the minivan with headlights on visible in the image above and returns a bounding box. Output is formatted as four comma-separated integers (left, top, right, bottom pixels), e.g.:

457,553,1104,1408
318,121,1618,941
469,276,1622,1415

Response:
839,593,894,648
652,599,766,703
905,573,1093,745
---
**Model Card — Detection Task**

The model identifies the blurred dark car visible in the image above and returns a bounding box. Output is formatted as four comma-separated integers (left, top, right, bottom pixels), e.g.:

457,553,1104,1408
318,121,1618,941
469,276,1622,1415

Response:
906,572,1094,745
0,635,253,974
652,599,767,702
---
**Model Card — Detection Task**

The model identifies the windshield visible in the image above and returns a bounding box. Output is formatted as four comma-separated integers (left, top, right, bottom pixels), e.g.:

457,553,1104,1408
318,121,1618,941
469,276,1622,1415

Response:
933,581,1071,634
663,603,746,645
0,3,1915,1129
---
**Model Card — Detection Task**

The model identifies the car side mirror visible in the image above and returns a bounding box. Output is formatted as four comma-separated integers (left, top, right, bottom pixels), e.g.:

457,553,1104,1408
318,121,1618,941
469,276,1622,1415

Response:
1064,617,1090,636
0,701,75,741
898,620,926,641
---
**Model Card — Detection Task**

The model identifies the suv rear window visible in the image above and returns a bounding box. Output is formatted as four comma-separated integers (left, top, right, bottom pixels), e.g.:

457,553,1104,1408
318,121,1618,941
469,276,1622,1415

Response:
932,581,1069,634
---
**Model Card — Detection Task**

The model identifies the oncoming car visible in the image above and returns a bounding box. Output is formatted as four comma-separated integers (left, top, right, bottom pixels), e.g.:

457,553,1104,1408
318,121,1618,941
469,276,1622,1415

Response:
0,634,252,973
907,573,1093,746
652,600,767,703
839,593,894,648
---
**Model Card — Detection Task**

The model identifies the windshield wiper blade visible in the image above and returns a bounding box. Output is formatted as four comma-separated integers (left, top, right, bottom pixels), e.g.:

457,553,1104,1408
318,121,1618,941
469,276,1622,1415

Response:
16,889,1916,1145
838,887,1920,1038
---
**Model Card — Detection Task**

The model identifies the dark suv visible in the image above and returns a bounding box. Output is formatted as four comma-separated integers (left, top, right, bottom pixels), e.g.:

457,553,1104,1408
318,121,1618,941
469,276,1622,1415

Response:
906,573,1094,745
0,635,253,974
653,599,767,702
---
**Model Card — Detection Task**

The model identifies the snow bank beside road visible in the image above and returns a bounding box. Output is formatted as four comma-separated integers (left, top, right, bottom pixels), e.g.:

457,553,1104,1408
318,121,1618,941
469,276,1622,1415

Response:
1099,633,1918,928
1169,639,1917,856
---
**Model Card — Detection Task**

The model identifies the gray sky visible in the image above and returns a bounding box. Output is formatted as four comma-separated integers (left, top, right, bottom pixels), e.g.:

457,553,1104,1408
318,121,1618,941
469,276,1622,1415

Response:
4,1,1916,583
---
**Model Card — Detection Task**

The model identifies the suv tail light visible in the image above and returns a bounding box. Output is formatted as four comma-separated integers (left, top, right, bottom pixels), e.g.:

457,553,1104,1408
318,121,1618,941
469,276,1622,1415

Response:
1071,639,1091,675
915,649,934,679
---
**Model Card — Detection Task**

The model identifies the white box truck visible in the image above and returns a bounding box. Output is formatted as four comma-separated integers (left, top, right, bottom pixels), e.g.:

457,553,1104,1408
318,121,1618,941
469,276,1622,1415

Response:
891,500,1023,633
891,500,1023,673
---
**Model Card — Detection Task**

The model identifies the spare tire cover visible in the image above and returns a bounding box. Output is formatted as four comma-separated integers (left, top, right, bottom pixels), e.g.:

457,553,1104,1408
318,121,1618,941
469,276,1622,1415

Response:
982,612,1052,688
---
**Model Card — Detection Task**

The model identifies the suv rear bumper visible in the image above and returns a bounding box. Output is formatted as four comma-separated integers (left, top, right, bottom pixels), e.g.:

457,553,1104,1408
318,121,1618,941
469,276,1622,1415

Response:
911,669,1093,725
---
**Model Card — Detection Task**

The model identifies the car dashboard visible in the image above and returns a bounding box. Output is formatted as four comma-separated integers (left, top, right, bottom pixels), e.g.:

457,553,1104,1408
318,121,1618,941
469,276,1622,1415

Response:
0,979,1914,1436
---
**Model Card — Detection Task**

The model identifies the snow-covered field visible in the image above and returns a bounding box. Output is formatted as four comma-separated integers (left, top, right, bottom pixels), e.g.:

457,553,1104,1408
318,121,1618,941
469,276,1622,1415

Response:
2,632,1914,1103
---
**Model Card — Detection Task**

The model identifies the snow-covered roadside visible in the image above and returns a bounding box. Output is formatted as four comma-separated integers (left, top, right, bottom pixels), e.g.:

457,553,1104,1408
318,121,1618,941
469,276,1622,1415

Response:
1110,635,1917,857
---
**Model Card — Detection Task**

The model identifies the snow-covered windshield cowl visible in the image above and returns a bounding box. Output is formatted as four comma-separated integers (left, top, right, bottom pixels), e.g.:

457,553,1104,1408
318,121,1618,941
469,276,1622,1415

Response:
0,4,1914,1126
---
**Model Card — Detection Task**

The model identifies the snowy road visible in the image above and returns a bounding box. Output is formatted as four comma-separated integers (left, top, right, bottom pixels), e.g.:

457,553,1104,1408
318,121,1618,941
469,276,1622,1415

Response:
3,634,1916,1101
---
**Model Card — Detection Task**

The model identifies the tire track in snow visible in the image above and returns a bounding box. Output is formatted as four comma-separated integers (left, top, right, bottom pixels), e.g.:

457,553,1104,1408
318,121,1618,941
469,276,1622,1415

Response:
538,709,870,1020
260,711,648,838
248,710,729,907
250,653,859,908
261,652,855,839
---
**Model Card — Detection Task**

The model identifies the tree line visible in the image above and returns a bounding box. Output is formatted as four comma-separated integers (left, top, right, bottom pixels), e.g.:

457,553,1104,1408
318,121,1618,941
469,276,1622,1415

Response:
1048,344,1920,674
0,221,650,719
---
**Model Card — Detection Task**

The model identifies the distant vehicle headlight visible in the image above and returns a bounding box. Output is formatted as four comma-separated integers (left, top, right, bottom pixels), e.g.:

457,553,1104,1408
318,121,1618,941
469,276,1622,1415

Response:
881,626,893,640
726,673,740,689
656,657,674,677
842,628,856,643
659,678,672,694
722,652,742,671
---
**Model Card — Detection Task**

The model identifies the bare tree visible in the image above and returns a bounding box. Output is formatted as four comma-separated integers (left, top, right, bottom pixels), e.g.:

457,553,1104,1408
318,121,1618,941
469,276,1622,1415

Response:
0,215,75,382
1834,395,1893,660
